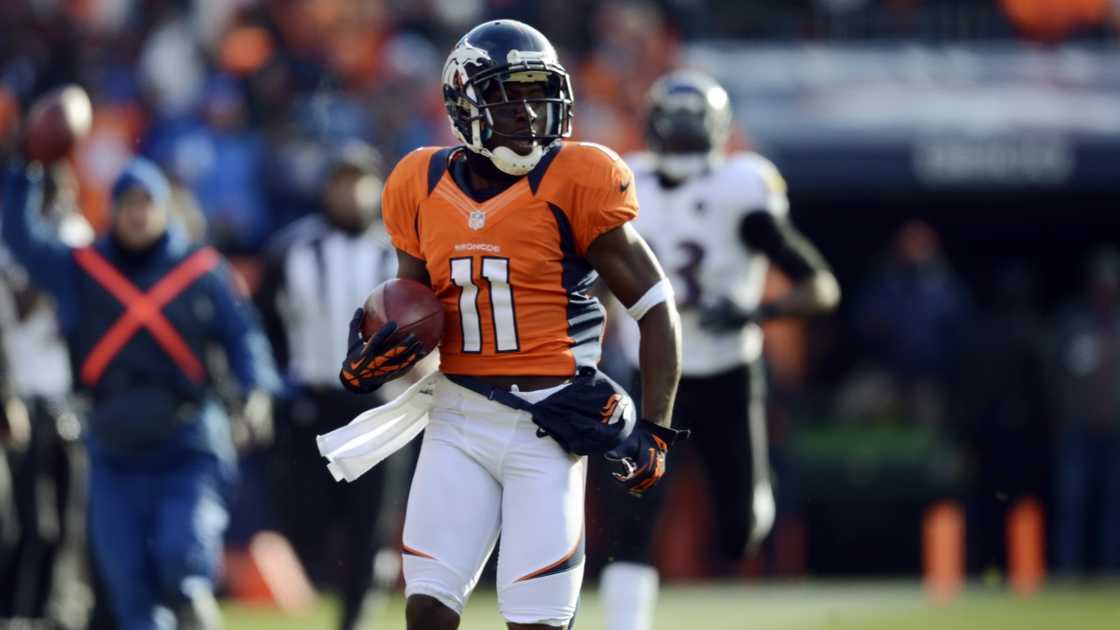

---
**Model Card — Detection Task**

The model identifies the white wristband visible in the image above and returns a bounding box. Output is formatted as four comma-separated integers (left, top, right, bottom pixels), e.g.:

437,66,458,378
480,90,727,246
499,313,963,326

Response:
626,278,674,321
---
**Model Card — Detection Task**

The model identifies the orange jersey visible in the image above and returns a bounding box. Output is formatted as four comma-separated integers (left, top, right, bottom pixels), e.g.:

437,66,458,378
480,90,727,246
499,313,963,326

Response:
382,142,638,376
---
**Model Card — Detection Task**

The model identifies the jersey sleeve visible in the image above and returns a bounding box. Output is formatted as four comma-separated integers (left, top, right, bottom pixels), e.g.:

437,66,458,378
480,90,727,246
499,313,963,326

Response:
569,144,639,254
733,153,789,219
380,148,434,260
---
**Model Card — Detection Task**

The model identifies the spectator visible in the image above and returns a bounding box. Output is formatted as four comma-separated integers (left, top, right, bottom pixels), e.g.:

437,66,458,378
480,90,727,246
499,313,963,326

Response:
1050,246,1120,574
853,220,972,426
146,74,269,252
2,155,279,630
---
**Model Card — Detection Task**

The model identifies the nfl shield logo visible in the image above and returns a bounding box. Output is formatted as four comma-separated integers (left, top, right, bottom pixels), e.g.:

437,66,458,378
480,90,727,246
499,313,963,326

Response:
469,210,486,230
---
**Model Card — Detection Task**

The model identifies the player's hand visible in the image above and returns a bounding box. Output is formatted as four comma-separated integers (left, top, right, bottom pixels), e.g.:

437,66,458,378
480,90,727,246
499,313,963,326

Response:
339,308,425,394
605,419,690,497
698,297,757,333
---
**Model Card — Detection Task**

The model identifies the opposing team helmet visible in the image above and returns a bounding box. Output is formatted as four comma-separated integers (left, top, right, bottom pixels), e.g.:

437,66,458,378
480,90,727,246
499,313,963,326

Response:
442,20,574,176
645,70,732,181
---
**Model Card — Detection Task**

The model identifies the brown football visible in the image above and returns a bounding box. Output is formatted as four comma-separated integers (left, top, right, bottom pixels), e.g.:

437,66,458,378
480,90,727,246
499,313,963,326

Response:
361,278,445,354
24,85,92,164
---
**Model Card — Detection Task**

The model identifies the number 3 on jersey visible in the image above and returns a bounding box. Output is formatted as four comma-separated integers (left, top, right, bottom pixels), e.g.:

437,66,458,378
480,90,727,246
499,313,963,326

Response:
450,257,520,353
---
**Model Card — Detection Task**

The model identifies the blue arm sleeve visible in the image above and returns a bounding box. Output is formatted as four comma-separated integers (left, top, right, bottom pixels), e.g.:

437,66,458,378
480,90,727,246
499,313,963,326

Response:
1,166,79,329
210,261,281,394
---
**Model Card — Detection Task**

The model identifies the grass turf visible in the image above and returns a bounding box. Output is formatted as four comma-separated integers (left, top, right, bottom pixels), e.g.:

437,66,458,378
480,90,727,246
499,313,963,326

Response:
222,580,1120,630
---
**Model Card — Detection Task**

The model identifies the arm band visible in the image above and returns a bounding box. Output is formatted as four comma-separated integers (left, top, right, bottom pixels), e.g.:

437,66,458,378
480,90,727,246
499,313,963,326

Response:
626,278,674,321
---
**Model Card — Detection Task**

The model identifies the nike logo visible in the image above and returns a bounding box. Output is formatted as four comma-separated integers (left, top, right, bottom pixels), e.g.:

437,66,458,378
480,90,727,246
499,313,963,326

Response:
619,180,631,193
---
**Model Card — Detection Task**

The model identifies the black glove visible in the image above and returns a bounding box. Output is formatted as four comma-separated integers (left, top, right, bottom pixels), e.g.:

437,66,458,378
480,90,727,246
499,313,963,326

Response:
339,308,425,394
605,419,690,496
698,297,758,333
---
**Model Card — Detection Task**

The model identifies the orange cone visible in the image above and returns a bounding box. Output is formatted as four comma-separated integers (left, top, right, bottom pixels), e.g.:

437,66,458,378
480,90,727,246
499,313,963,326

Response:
922,500,964,604
224,531,317,613
1007,497,1046,597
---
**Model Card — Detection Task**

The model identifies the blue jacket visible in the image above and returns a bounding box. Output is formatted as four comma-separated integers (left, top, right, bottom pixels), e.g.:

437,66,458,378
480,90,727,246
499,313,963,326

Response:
2,166,279,469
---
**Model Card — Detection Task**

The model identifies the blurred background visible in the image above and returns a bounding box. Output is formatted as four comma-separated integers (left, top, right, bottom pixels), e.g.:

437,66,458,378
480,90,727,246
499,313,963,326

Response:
2,0,1120,628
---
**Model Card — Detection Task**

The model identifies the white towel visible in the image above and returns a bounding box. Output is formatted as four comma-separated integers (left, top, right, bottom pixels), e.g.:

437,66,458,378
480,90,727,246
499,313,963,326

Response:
316,372,441,482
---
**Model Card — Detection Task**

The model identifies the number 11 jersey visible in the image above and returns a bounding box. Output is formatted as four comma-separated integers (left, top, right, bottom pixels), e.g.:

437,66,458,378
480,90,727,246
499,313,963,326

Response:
382,142,638,376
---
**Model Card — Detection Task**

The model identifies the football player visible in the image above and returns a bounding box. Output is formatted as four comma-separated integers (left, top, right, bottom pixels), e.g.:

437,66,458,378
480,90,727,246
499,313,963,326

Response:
599,71,840,630
338,20,684,630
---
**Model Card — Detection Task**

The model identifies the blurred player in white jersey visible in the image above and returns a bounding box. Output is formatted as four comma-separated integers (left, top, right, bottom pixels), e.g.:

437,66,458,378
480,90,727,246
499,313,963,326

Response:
599,71,841,630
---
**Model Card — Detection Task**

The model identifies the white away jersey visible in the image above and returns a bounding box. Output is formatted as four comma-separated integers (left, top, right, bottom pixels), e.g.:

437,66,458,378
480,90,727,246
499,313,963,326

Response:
619,152,789,375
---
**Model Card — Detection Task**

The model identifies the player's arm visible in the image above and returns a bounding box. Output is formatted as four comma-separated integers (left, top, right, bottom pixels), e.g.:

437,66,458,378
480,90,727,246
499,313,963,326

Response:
587,223,681,428
588,223,686,495
339,151,431,395
568,145,685,493
377,248,438,392
571,144,681,428
742,211,840,318
395,248,432,286
701,212,840,332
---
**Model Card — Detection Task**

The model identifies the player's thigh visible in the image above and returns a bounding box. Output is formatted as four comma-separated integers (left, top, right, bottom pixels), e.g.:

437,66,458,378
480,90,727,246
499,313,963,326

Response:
402,411,502,616
496,435,586,627
369,443,415,542
151,456,229,598
694,366,757,497
685,367,757,524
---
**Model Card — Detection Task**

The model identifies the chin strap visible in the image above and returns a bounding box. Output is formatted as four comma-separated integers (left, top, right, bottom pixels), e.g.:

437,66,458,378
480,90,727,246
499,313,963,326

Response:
455,120,551,177
488,144,543,176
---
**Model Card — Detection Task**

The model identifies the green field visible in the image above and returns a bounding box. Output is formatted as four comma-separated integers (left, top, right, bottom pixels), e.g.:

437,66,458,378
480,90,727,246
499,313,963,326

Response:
224,581,1120,630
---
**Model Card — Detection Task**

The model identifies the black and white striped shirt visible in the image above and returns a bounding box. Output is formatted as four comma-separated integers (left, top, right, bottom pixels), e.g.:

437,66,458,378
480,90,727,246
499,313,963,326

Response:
260,215,397,388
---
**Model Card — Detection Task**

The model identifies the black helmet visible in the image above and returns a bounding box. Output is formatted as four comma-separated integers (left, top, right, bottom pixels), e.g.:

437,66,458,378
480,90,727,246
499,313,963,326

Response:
442,20,574,175
645,70,732,181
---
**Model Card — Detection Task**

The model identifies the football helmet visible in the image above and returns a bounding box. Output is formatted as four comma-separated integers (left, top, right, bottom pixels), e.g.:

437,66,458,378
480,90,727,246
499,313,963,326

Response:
645,70,732,182
442,20,574,176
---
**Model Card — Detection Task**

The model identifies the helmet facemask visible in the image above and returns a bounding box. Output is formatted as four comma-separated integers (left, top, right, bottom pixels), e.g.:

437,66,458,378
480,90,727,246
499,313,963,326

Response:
444,52,574,176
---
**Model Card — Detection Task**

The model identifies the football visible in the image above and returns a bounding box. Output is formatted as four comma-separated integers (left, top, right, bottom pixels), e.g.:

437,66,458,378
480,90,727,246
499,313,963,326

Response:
23,85,92,164
361,278,445,354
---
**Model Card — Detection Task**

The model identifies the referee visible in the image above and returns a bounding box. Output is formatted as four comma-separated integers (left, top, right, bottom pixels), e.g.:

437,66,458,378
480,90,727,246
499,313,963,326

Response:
258,142,408,630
